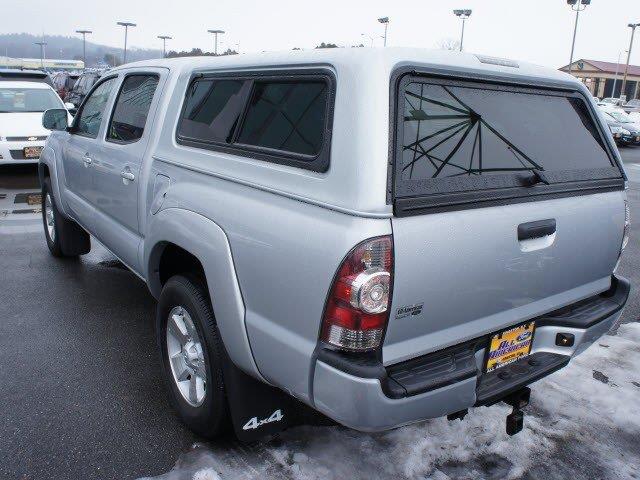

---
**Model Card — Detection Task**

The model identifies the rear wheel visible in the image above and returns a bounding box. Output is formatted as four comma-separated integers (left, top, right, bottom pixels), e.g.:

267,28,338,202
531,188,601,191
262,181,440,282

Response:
41,177,90,257
157,274,229,438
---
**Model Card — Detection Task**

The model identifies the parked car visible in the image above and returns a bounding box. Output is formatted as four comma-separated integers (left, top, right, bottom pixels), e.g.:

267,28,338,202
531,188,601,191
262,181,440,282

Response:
622,98,640,113
601,97,623,106
601,108,640,145
608,123,632,145
63,71,101,111
51,71,80,101
0,80,72,165
39,49,630,441
0,68,54,87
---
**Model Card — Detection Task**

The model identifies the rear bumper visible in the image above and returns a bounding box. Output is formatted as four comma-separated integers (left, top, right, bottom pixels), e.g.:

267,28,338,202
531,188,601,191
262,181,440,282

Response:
311,275,629,432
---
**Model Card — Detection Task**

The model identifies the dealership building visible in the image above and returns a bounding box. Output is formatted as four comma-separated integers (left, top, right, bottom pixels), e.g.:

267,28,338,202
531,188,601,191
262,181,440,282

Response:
560,59,640,100
0,56,84,72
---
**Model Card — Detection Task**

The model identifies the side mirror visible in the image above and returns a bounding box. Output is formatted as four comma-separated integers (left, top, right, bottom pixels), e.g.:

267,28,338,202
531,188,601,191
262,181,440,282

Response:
42,109,69,131
64,102,75,110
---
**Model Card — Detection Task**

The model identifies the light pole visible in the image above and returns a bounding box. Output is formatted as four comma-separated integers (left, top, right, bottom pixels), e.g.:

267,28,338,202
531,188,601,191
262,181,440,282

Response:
207,30,225,55
34,41,47,69
612,50,627,99
567,0,591,75
361,33,374,47
75,30,92,69
157,35,172,58
117,21,136,64
453,9,472,52
378,17,389,47
621,23,640,101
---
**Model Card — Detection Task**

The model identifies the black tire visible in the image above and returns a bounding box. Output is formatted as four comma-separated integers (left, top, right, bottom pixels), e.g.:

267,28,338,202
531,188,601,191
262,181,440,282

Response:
41,177,90,257
156,274,229,438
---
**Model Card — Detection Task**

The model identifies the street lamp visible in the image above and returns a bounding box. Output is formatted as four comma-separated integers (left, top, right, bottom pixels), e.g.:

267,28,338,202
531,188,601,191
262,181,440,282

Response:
453,9,472,52
34,41,47,69
361,33,374,47
157,35,172,58
378,17,389,47
621,23,640,101
207,29,225,55
567,0,591,75
75,30,92,69
612,50,627,99
117,21,136,64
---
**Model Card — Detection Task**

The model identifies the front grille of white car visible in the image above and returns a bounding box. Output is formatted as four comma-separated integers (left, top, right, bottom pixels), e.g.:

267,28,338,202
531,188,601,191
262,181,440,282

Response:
5,136,47,142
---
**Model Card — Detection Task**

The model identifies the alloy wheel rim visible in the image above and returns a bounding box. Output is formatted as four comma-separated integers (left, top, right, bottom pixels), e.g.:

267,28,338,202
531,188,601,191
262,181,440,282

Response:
166,306,207,407
45,193,55,241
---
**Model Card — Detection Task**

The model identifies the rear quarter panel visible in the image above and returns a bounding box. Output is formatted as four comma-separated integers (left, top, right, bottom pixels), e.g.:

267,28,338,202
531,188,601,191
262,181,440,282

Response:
147,161,391,402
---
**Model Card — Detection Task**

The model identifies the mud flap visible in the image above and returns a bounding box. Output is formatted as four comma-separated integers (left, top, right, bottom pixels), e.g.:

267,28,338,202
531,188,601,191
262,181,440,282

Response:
221,354,332,442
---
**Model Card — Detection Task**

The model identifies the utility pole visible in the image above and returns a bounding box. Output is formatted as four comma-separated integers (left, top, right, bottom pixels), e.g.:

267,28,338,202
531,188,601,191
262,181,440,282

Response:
378,17,389,47
207,30,225,55
75,30,92,69
567,0,591,75
117,21,137,64
453,10,472,52
621,23,640,101
157,35,172,58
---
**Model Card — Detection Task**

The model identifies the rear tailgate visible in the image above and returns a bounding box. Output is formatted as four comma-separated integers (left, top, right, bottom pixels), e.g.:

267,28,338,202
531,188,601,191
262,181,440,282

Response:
383,74,626,365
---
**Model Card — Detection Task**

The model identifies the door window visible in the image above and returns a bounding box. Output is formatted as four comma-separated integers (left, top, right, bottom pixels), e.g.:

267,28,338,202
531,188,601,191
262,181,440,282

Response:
107,75,159,143
74,78,116,138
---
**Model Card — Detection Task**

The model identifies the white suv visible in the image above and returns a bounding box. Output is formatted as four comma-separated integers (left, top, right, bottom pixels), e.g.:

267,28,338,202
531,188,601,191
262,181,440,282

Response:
0,80,70,165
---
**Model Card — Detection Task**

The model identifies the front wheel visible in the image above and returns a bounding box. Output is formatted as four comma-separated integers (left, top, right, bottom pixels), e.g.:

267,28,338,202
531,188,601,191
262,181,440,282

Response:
157,274,229,438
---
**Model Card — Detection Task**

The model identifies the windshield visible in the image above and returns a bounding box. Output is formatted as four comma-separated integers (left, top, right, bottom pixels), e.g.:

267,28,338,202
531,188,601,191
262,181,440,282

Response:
607,110,633,123
0,87,62,113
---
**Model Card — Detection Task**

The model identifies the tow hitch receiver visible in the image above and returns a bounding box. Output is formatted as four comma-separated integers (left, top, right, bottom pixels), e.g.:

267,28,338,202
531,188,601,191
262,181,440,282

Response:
503,387,531,436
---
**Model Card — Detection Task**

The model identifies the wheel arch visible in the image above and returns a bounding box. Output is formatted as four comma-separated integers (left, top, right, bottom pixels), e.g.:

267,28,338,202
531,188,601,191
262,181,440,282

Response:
38,146,69,218
144,207,264,382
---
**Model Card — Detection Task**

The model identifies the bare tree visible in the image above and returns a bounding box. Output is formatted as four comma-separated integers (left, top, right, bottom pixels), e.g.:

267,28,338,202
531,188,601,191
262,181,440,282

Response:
436,38,461,51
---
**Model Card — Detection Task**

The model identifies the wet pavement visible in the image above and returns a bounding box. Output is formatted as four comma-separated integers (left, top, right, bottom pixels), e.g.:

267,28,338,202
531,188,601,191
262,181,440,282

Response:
0,150,639,480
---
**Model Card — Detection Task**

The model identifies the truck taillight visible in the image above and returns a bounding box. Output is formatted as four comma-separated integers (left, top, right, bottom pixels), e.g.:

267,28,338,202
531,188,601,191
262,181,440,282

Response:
320,236,393,352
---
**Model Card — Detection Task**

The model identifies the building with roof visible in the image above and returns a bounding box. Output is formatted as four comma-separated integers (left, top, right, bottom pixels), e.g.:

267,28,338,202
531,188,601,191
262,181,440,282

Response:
0,56,84,72
560,59,640,100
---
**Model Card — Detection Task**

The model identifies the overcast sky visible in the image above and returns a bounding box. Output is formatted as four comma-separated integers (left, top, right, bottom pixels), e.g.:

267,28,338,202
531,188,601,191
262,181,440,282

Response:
7,0,640,68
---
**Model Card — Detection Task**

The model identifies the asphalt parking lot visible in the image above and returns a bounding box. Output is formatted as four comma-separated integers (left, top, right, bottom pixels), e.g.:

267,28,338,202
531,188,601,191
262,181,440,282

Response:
1,150,640,480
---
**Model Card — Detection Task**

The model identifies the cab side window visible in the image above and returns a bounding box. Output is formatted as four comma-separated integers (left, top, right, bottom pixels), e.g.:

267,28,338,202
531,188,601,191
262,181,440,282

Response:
74,78,116,138
107,75,159,143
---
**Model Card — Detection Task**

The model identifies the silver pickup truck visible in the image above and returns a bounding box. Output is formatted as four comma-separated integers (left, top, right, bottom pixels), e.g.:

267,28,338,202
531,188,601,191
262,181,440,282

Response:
39,48,630,440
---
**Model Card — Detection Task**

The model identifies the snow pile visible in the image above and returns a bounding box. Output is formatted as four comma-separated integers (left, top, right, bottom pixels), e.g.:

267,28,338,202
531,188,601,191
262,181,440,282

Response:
140,323,640,480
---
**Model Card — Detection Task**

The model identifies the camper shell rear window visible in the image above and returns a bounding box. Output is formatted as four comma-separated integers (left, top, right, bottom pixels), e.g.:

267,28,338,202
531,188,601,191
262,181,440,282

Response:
392,75,624,215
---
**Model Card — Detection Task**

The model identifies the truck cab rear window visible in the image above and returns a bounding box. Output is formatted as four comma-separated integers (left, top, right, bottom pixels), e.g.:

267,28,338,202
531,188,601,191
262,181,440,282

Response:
395,78,621,201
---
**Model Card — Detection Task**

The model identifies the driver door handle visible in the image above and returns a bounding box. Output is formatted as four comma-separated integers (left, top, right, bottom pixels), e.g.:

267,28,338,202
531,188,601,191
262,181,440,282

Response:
82,155,92,166
121,171,135,182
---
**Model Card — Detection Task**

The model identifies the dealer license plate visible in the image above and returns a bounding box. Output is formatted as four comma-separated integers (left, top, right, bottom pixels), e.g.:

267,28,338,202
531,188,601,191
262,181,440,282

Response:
24,146,43,159
485,321,535,373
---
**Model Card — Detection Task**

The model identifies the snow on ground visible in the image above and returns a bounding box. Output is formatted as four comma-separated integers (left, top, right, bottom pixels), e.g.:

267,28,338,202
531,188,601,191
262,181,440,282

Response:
139,323,640,480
